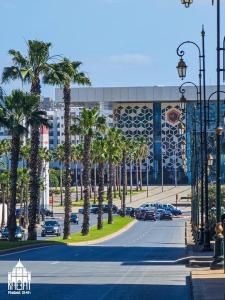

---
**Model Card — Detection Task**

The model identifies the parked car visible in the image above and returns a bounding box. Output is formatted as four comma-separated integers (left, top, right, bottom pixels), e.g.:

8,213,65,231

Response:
144,209,157,221
41,220,61,237
139,203,155,210
135,209,146,220
90,205,99,214
0,226,25,241
156,208,165,219
118,207,135,217
70,213,79,224
162,204,182,215
160,210,173,220
78,208,84,214
103,204,118,214
40,207,53,217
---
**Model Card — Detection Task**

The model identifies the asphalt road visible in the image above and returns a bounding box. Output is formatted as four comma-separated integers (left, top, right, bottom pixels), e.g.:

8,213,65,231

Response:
36,213,109,240
0,217,191,300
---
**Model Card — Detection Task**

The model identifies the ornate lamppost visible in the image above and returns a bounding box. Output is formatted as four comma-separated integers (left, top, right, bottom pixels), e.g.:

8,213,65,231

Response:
176,28,210,250
180,0,225,270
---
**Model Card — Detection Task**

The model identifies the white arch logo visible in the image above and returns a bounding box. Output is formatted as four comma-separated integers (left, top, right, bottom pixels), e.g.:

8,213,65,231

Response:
8,259,31,295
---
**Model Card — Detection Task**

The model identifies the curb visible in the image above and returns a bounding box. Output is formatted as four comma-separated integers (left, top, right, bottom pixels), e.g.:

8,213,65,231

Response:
0,242,57,255
0,219,137,254
66,219,137,246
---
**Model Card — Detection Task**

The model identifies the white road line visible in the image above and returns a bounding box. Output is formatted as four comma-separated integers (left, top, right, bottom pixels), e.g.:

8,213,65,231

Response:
0,245,57,257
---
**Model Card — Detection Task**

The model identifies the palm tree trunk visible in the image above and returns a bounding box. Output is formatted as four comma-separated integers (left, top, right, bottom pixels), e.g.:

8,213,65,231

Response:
108,158,113,224
24,185,28,228
8,134,20,241
19,185,24,226
97,162,104,230
80,164,83,200
122,150,126,217
94,164,97,204
139,160,143,190
28,125,40,240
60,162,63,206
82,135,91,235
1,190,5,227
113,165,117,198
116,165,119,191
28,79,41,240
75,162,79,201
63,85,72,240
136,161,139,191
119,165,122,200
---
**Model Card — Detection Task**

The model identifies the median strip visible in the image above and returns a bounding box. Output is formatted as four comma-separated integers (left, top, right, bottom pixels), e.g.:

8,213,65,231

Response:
51,216,136,245
0,216,136,254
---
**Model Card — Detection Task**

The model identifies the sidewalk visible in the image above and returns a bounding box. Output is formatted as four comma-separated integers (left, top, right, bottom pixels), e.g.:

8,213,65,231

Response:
53,185,191,214
191,268,225,300
186,220,225,300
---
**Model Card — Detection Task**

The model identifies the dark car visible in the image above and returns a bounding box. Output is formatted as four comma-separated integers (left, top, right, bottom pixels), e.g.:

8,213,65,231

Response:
70,213,79,224
78,208,84,214
40,207,53,217
118,207,135,217
162,204,182,216
160,211,173,220
144,210,156,221
135,209,147,220
41,220,61,237
90,205,99,214
103,204,118,214
15,208,26,218
0,226,24,241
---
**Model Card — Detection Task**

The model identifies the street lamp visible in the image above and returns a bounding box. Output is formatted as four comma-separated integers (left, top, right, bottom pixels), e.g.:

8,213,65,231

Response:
181,0,193,7
208,154,214,167
177,58,187,80
176,29,209,249
180,0,225,270
179,122,186,135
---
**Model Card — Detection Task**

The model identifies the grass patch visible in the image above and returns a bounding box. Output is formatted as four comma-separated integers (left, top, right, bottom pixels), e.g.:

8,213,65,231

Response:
0,240,54,251
51,216,134,243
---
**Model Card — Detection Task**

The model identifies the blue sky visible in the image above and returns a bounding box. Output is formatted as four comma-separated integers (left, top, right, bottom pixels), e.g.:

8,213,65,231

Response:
0,0,224,98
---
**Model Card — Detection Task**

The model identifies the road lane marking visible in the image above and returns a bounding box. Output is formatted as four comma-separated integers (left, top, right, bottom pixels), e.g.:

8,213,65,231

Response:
0,245,58,257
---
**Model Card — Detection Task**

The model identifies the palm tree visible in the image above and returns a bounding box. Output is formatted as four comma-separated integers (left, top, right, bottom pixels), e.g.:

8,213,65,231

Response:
92,136,108,230
53,144,65,206
71,108,106,235
0,171,10,227
71,144,79,201
2,40,55,240
0,90,49,241
76,143,84,201
120,136,132,217
106,128,122,224
43,58,90,239
136,137,149,190
0,138,11,162
38,147,52,221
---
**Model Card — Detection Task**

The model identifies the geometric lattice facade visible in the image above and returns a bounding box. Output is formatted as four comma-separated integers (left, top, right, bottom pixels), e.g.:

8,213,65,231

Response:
161,103,186,175
113,103,154,167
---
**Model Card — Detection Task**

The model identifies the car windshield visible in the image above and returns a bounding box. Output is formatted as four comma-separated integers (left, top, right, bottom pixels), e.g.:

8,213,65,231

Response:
45,221,58,226
71,214,77,217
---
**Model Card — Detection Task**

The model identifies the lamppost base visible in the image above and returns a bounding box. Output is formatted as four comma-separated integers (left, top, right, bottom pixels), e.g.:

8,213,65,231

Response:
210,232,224,270
198,228,204,245
202,227,212,252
